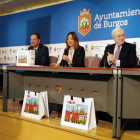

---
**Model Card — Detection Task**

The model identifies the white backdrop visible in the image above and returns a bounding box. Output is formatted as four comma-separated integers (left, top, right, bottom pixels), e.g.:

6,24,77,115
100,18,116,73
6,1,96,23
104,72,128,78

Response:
0,37,140,64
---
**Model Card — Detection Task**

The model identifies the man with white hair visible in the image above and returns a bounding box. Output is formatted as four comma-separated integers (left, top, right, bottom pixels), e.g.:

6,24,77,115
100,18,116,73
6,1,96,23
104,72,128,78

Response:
100,28,136,68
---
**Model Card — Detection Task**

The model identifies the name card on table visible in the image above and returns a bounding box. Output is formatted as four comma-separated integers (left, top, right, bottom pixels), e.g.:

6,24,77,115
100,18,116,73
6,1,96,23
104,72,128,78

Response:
17,50,35,66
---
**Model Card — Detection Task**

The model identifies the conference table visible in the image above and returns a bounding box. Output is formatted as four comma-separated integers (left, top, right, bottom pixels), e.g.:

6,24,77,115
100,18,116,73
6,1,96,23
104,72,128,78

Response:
1,65,140,139
2,65,118,137
5,65,140,139
116,68,140,139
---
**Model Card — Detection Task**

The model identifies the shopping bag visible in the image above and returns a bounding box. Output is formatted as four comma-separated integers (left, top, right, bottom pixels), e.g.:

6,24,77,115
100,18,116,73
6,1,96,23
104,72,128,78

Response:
21,90,49,119
61,95,96,130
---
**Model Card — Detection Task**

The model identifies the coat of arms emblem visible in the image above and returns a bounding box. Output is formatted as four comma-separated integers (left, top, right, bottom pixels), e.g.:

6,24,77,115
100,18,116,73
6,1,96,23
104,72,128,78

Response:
78,8,91,36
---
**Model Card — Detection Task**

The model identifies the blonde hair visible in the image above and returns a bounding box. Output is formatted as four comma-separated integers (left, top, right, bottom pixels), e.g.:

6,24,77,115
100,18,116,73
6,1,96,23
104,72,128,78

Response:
65,32,80,50
112,28,125,38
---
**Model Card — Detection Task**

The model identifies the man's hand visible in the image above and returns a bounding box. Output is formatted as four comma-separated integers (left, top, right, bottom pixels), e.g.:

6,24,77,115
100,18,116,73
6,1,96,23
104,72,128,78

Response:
107,52,117,64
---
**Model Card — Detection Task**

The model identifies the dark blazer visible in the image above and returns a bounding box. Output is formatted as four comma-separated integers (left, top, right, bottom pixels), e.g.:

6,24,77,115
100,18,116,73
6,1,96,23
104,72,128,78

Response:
28,44,49,66
100,42,136,68
60,46,85,67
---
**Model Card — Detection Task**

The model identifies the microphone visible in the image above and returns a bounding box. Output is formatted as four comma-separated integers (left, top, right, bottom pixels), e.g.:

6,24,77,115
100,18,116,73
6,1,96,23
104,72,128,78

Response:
104,49,110,68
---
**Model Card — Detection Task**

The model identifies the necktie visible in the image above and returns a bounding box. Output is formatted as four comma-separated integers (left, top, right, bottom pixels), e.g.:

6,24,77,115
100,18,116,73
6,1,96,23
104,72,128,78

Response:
35,49,37,57
112,46,121,68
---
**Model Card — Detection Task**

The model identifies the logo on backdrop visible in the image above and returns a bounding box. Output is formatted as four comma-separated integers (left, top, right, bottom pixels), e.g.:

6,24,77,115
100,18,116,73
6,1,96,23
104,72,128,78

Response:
49,47,52,53
2,50,8,54
13,49,17,54
85,45,88,51
78,8,91,36
91,45,94,50
4,56,6,61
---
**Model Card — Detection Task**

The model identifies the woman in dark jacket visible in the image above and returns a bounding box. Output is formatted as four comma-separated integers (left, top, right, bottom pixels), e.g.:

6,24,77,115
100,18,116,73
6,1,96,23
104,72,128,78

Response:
51,32,85,67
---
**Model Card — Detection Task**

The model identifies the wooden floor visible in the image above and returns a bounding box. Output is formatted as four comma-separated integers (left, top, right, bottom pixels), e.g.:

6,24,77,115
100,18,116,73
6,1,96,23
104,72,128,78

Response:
0,90,140,140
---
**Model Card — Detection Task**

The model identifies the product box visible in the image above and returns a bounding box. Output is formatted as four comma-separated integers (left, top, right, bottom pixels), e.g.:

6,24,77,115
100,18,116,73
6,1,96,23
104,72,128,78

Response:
17,50,35,66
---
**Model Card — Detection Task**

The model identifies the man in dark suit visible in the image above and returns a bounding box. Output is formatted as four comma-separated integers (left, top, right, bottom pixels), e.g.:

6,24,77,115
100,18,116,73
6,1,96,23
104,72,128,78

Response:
100,28,136,68
19,33,49,104
28,33,49,66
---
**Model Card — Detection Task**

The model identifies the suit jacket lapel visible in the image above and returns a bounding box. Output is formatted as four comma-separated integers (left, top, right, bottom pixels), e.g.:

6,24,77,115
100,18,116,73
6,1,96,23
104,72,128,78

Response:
35,44,41,61
73,48,78,60
119,42,126,59
110,44,115,54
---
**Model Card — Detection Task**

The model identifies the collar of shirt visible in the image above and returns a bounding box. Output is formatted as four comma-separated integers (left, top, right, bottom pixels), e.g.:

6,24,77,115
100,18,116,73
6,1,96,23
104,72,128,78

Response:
68,49,75,60
34,46,39,51
68,49,75,65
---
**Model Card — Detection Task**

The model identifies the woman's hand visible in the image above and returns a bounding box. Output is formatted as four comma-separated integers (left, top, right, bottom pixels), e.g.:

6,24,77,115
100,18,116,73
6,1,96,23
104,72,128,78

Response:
62,55,72,64
50,63,59,67
62,55,69,61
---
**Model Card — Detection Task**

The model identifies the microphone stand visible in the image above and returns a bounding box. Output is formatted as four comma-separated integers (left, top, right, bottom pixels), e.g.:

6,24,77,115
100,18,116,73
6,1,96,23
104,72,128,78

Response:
103,49,110,68
104,53,107,68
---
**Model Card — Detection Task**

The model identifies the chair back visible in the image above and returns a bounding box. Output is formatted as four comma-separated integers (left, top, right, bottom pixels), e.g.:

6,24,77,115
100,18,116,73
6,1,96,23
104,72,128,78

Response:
84,56,101,67
49,56,58,64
